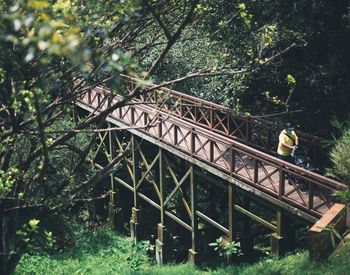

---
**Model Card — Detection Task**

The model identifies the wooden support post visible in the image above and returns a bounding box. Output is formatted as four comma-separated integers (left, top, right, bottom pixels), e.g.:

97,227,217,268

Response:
209,141,214,162
253,159,259,183
194,106,198,123
240,196,254,255
188,164,198,265
245,120,250,143
156,148,169,264
279,169,285,199
230,144,235,175
310,203,347,260
308,183,314,210
270,208,295,256
158,113,162,140
159,148,165,225
131,134,141,242
227,184,235,264
130,207,141,243
226,112,230,135
190,128,195,155
179,98,183,118
174,125,178,145
108,125,116,228
156,223,171,265
228,184,234,243
130,107,135,125
156,224,165,265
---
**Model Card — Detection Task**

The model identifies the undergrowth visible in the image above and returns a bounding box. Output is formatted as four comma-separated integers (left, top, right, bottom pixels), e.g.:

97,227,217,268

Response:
15,226,350,275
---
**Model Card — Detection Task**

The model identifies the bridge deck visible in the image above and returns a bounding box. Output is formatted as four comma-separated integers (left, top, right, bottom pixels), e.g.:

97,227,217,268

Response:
76,80,347,220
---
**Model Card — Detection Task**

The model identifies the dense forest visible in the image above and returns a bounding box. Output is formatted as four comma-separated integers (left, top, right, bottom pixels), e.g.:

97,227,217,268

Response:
0,0,350,274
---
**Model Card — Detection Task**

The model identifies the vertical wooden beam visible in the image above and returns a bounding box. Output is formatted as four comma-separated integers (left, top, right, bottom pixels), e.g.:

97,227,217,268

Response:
308,184,314,210
245,119,250,143
118,106,122,119
108,125,115,228
240,196,254,255
271,208,295,256
190,128,195,155
179,97,183,118
226,112,230,135
228,184,233,243
209,141,214,162
159,148,165,225
188,164,198,265
131,134,141,242
174,125,178,145
130,107,135,125
156,148,168,264
132,134,139,207
279,168,285,200
253,159,259,183
194,106,198,123
230,144,235,175
158,113,162,140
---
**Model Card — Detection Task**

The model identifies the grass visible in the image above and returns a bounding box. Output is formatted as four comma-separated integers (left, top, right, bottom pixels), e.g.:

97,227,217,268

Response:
15,226,350,275
15,227,151,275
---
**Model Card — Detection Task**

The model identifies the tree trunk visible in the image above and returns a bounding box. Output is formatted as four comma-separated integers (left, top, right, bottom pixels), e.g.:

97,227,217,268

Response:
0,214,9,275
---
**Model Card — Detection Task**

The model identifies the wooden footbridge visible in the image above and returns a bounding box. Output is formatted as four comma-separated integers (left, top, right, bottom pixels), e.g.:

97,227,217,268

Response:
75,75,347,263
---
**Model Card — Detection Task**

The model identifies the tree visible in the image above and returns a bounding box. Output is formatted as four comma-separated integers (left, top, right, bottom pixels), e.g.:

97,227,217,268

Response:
0,0,200,273
330,124,350,204
2,1,346,272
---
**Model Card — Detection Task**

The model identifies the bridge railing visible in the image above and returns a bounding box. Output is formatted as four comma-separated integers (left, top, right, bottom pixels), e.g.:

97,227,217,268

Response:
121,75,328,168
77,86,347,218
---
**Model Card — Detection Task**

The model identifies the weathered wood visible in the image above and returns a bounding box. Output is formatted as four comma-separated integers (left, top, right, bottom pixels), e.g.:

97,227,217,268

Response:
75,84,348,264
189,164,199,265
78,101,319,223
309,203,347,260
76,96,346,220
271,209,296,256
234,204,277,232
108,126,116,228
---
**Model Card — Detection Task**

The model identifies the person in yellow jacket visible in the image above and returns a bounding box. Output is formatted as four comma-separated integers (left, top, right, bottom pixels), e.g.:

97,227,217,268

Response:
277,122,299,163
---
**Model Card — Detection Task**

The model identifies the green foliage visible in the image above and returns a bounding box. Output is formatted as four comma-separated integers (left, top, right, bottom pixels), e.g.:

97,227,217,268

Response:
209,237,243,258
322,223,343,249
15,227,151,275
15,229,350,275
2,0,350,273
0,167,18,198
330,127,350,184
15,218,56,255
329,123,350,204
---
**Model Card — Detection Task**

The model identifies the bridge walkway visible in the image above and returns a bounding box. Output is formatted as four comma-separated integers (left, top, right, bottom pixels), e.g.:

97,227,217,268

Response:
76,76,347,222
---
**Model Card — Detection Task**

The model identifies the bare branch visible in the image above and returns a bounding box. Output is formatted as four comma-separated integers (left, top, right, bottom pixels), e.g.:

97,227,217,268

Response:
145,0,172,40
146,0,200,76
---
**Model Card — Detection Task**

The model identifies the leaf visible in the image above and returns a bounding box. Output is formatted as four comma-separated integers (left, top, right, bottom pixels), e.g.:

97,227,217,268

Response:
287,74,296,86
29,219,40,229
28,0,50,9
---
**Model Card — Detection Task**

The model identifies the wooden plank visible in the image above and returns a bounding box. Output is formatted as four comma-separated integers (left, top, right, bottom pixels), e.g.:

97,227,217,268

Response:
76,102,320,222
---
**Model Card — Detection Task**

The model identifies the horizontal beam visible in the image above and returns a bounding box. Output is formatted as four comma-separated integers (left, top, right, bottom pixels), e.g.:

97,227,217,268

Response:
233,204,277,232
77,102,318,223
137,192,192,232
196,210,229,234
94,162,134,192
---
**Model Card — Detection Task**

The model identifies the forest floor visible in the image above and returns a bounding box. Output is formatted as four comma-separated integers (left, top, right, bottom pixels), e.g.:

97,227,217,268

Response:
15,226,350,275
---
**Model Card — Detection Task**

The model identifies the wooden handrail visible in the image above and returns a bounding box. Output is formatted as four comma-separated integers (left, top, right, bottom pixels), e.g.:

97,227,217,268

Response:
76,84,348,218
91,83,346,190
120,75,328,167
